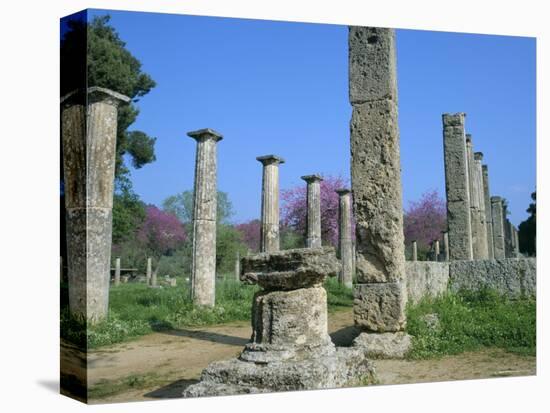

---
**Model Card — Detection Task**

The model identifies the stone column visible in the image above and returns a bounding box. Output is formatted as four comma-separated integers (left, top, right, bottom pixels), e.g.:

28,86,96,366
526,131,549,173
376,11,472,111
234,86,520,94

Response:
466,136,482,259
412,240,417,261
443,113,473,261
257,155,285,253
336,188,353,288
434,240,440,262
235,251,241,281
474,152,489,259
443,232,450,261
62,87,130,323
491,196,506,259
514,228,520,256
146,257,152,285
302,174,323,248
114,257,121,286
188,128,223,307
349,27,410,355
151,268,158,288
482,165,495,259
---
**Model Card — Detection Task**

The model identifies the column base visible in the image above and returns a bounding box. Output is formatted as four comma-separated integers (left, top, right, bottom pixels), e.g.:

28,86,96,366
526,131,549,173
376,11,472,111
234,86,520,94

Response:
352,331,412,359
182,346,375,397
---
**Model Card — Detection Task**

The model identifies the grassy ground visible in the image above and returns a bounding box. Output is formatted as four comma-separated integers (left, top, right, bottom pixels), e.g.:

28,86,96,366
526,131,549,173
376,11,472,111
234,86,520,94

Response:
405,288,536,359
61,276,354,349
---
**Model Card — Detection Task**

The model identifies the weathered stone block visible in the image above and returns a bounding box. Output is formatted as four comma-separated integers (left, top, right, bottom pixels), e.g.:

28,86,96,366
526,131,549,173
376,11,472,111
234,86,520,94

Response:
349,26,397,104
240,247,339,290
241,286,332,363
183,346,375,397
449,258,536,297
353,282,407,332
353,332,412,359
351,99,405,283
405,261,450,305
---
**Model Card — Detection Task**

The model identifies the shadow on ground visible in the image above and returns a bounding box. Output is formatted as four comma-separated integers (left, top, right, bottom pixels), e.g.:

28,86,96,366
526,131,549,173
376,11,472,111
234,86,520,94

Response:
330,325,362,347
155,328,249,347
144,379,200,399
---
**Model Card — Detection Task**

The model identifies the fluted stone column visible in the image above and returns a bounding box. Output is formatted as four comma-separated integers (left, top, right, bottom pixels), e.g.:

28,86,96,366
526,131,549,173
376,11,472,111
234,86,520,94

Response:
443,232,450,261
349,27,410,356
443,113,473,261
114,257,121,286
146,257,152,285
302,174,323,248
474,152,489,259
257,155,285,253
514,228,520,256
336,188,353,288
466,136,482,259
434,240,440,262
491,196,506,259
482,165,495,259
189,128,223,307
412,241,417,261
62,87,130,323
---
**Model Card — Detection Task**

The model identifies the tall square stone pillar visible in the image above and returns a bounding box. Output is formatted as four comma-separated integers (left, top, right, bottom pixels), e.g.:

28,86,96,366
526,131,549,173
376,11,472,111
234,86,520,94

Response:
349,27,410,357
474,152,489,259
61,87,130,323
491,196,506,259
302,174,323,248
188,128,223,307
482,165,495,259
443,113,473,261
257,155,285,253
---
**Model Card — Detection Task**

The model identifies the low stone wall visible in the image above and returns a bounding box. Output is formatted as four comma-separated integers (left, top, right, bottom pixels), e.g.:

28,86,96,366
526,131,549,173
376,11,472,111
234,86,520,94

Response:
449,258,536,297
405,262,449,305
405,258,536,303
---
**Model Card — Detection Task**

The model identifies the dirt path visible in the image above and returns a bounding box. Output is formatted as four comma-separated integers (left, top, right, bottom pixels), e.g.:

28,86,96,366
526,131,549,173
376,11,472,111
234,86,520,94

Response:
86,309,535,404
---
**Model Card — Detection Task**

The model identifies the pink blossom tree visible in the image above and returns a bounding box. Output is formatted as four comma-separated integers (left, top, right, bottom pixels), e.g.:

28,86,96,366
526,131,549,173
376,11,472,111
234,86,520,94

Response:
281,175,349,247
235,219,261,253
137,205,187,272
403,190,447,255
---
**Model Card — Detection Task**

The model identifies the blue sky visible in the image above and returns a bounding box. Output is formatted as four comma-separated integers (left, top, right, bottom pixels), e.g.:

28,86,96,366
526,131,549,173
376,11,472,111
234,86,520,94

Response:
81,9,536,226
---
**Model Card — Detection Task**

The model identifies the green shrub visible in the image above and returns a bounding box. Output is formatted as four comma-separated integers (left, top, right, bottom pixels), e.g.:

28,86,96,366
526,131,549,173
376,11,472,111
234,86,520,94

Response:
406,288,536,359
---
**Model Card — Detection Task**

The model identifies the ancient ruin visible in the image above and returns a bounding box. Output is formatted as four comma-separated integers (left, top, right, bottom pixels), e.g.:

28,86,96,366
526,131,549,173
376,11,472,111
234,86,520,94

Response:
114,257,121,286
302,174,323,248
491,196,506,259
349,26,411,357
61,86,130,323
336,188,353,288
189,128,223,307
443,113,474,261
482,165,495,259
257,155,285,253
183,247,374,396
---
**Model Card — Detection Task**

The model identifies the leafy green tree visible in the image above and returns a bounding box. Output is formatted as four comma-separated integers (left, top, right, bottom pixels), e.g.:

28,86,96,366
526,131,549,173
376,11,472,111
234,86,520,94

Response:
112,190,146,245
61,14,157,185
519,191,536,256
162,190,234,224
216,224,248,275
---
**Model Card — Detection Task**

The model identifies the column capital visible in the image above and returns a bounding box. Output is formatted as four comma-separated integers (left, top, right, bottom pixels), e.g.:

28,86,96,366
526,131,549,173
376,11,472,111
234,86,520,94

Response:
491,196,502,203
61,86,131,108
301,174,323,184
482,164,489,172
335,188,351,196
256,154,285,165
474,151,484,161
187,128,223,142
465,133,473,144
442,112,466,126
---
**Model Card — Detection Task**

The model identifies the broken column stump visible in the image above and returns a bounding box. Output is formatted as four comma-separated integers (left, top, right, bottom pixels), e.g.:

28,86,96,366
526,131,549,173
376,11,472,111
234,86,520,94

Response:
183,247,375,397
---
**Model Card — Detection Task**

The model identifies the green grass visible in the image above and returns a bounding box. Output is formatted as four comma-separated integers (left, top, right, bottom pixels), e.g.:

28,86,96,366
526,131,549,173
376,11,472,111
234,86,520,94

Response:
61,275,354,349
406,288,536,359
